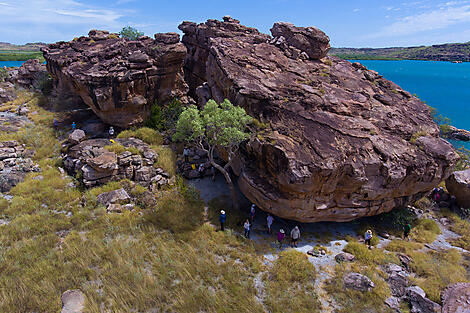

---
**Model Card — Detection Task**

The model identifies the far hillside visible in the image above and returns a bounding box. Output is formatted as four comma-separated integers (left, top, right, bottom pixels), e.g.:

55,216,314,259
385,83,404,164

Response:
330,42,470,62
0,42,46,62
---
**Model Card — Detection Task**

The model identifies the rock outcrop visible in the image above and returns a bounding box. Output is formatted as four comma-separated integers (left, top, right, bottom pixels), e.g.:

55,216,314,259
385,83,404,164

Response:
442,283,470,313
406,286,441,313
179,17,458,222
16,58,48,89
0,140,39,192
442,126,470,141
446,169,470,208
62,135,172,188
343,272,375,291
42,30,188,128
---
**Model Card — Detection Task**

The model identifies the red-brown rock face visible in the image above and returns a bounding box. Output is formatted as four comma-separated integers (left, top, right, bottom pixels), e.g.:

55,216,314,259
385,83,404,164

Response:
42,30,188,128
180,17,459,222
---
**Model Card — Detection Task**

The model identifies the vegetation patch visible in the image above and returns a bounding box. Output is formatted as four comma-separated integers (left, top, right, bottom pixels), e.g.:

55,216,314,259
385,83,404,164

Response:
117,127,163,145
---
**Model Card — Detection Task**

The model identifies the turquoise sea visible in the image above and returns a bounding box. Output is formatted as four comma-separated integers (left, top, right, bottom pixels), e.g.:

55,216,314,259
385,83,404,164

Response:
0,61,26,67
354,60,470,150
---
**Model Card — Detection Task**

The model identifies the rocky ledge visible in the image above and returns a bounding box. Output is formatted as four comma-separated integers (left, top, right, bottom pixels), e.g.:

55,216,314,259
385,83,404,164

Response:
179,17,458,222
63,130,173,189
41,30,189,128
0,140,39,192
442,126,470,141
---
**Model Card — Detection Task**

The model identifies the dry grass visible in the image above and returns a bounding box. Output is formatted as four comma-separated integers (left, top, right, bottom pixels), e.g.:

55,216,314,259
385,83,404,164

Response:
117,127,163,145
151,145,176,176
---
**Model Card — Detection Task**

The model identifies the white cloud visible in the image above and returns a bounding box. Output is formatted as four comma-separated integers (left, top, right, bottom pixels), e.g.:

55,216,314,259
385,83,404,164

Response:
353,8,360,12
368,3,470,38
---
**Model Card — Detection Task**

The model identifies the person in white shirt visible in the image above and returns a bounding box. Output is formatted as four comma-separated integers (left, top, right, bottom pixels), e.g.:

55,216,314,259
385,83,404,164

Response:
267,214,274,234
290,226,301,247
244,219,251,238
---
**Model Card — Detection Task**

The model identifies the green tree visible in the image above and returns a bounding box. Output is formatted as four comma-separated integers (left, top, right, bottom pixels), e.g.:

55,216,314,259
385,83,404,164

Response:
119,26,144,40
173,99,253,209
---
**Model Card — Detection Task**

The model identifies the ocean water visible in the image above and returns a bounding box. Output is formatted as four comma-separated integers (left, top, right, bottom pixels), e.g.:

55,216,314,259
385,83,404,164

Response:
354,60,470,150
0,61,26,68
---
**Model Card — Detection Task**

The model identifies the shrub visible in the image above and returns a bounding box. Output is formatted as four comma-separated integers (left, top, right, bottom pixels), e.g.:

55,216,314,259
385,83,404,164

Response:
411,218,441,243
343,241,398,265
120,26,144,40
151,145,176,176
145,98,184,132
117,127,163,145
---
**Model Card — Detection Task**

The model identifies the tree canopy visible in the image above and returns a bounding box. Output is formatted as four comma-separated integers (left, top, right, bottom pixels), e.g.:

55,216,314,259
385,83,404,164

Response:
119,26,144,40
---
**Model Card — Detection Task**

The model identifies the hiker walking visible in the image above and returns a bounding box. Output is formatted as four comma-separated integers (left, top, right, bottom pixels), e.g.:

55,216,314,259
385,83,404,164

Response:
244,219,251,238
277,229,285,249
108,126,115,138
404,224,412,241
219,210,226,231
71,121,76,130
198,163,205,178
290,226,300,247
250,204,256,223
183,147,189,163
365,230,373,248
267,214,274,234
53,118,58,130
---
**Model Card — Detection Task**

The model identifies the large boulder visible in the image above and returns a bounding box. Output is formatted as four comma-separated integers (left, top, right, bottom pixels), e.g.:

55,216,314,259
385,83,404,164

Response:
406,286,441,313
16,58,48,89
446,169,470,208
442,283,470,313
41,30,188,128
343,272,375,291
179,17,458,222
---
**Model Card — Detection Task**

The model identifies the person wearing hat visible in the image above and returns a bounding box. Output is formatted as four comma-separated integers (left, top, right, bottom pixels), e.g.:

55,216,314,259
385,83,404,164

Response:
219,210,226,231
277,229,285,249
365,230,373,248
290,226,301,247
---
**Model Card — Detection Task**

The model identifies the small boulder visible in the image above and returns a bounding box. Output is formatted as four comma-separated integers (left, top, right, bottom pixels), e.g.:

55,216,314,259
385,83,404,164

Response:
446,169,470,209
343,272,375,292
107,203,122,213
442,283,470,313
61,289,85,313
68,129,86,145
406,286,441,313
97,188,130,206
335,252,355,263
388,272,409,297
385,296,401,312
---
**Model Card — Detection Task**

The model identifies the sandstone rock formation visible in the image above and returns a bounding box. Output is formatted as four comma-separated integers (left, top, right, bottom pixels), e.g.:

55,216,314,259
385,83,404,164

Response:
42,30,188,128
442,283,470,313
179,17,458,222
16,58,48,89
442,126,470,141
62,135,172,188
446,169,470,208
406,286,441,313
0,140,39,192
343,272,375,291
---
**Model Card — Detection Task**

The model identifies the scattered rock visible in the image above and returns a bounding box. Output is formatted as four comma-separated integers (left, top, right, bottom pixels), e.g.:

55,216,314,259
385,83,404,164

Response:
42,29,189,128
335,252,355,263
385,296,401,312
180,17,458,222
406,286,441,313
446,169,470,209
343,272,375,292
388,272,409,297
397,253,412,271
106,203,123,213
97,188,130,206
442,283,470,313
61,289,85,313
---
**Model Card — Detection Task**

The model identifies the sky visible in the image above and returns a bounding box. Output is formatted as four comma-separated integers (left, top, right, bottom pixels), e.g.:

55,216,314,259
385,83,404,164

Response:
1,0,470,47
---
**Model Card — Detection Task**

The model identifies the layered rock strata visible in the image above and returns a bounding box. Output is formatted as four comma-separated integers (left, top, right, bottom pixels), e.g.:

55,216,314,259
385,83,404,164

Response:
0,140,39,192
179,17,458,222
42,30,188,128
62,134,172,188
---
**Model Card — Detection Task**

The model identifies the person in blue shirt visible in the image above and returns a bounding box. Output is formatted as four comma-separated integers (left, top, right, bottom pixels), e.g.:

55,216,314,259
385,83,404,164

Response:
53,118,58,129
72,122,76,130
219,210,226,231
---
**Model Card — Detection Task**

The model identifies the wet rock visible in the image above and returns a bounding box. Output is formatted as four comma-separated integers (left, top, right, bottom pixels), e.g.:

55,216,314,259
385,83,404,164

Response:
61,289,85,313
446,169,470,209
180,17,458,222
335,252,355,263
42,30,188,128
442,283,470,313
97,188,130,206
343,272,375,291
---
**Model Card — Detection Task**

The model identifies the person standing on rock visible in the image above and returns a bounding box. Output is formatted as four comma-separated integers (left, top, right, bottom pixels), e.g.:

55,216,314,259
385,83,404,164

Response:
219,210,226,231
267,214,274,234
108,126,115,138
365,230,373,248
250,204,256,223
404,224,412,241
244,219,251,238
277,229,285,249
290,226,300,247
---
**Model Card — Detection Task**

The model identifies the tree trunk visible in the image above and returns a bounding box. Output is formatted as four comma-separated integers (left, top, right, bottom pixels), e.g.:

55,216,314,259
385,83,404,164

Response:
209,160,239,210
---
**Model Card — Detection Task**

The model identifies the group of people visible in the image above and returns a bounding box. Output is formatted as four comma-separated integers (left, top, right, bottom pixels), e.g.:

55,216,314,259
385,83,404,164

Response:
219,204,302,249
55,120,116,140
184,147,216,181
